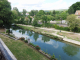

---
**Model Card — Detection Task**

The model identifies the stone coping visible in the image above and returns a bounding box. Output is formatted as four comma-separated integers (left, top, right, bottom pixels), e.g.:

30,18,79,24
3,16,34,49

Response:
0,38,17,60
0,32,18,40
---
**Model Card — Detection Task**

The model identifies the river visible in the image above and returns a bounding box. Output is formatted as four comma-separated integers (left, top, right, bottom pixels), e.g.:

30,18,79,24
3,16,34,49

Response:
11,26,80,60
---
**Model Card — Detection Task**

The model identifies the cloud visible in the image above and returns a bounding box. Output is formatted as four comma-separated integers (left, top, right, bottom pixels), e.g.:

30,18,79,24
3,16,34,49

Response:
8,0,69,11
45,40,59,49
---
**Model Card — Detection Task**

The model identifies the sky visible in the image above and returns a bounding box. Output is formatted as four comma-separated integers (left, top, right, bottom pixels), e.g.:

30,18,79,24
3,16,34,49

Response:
8,0,80,12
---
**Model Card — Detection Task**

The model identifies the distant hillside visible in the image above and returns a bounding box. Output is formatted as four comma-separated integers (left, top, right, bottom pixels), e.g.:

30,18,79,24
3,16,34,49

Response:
44,9,68,12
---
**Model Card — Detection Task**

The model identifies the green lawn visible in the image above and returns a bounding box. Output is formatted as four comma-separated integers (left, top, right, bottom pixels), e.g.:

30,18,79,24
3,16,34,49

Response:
0,34,49,60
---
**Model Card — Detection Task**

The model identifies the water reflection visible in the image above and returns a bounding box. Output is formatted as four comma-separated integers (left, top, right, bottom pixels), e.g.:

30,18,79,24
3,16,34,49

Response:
28,31,33,36
19,29,26,35
33,33,39,42
42,35,50,42
62,44,79,56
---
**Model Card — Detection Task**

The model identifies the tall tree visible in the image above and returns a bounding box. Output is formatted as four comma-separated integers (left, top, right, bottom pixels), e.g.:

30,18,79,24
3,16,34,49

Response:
66,14,80,32
23,9,27,17
68,7,74,14
12,10,18,23
35,10,45,20
29,10,38,16
60,11,69,20
0,0,13,28
68,2,80,14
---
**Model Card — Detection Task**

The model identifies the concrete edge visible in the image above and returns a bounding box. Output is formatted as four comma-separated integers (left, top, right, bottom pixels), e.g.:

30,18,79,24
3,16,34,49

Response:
0,38,17,60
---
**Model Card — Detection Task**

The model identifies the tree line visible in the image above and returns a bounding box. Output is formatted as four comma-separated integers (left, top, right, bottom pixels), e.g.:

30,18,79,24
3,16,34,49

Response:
0,0,80,32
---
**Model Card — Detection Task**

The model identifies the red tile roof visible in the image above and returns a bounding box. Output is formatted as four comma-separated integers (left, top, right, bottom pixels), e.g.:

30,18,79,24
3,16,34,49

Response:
75,10,80,15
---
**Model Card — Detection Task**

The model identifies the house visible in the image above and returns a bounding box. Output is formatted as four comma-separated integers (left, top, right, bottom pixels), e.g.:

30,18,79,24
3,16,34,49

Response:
26,13,29,15
75,10,80,19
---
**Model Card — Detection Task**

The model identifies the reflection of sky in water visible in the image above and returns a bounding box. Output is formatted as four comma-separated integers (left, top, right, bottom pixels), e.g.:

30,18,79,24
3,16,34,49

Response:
11,29,80,60
12,30,29,39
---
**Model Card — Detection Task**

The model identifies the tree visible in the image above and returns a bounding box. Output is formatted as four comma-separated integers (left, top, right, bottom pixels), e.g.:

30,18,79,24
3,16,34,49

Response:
23,9,27,17
66,14,80,32
13,7,20,16
42,15,47,24
68,7,74,14
0,0,13,28
35,10,45,20
12,10,18,23
68,2,80,14
60,11,69,20
28,16,32,24
52,10,55,17
32,19,38,27
29,10,38,16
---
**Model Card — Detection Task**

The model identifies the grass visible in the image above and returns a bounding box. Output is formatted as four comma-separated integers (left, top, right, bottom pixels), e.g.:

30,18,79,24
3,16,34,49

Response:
57,32,80,42
0,34,49,60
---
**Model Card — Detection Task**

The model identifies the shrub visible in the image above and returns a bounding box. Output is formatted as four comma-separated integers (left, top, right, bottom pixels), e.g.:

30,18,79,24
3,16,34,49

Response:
51,54,56,60
24,40,28,43
35,45,40,50
29,43,36,47
19,37,25,40
54,36,58,39
53,24,70,31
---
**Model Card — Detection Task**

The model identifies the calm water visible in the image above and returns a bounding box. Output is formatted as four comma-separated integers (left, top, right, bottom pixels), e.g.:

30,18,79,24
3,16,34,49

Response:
11,26,80,60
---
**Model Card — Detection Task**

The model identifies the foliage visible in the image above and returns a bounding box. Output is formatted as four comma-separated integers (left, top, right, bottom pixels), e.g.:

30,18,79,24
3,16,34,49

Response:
29,10,38,16
68,7,74,14
23,9,27,17
60,11,69,20
51,53,56,60
28,15,32,24
29,43,36,47
66,14,80,32
6,29,12,34
35,45,41,50
24,40,28,43
54,36,58,39
35,10,45,20
68,2,80,14
0,0,13,28
32,19,38,27
42,15,49,24
12,10,18,23
19,37,25,40
53,24,70,31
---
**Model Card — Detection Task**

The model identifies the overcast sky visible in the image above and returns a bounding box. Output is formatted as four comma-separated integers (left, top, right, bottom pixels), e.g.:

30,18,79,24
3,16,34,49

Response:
8,0,80,12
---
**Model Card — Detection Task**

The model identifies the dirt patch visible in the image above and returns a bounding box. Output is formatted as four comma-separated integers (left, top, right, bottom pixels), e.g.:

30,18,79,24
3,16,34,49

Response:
58,32,80,41
0,28,5,32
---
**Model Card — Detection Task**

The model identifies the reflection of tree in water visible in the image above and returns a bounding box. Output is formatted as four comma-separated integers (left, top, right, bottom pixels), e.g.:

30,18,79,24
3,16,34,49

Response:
11,26,21,31
42,36,50,42
33,33,39,42
19,29,26,35
62,44,79,56
27,31,33,36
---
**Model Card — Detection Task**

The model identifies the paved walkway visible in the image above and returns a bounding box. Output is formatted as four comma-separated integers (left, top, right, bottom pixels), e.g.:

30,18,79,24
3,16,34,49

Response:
18,24,80,45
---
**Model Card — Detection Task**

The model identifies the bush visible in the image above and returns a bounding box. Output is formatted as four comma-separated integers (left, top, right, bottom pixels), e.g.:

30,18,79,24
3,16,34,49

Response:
24,40,28,43
19,37,25,40
29,43,36,47
54,36,58,39
35,45,40,50
51,54,56,60
53,24,70,31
